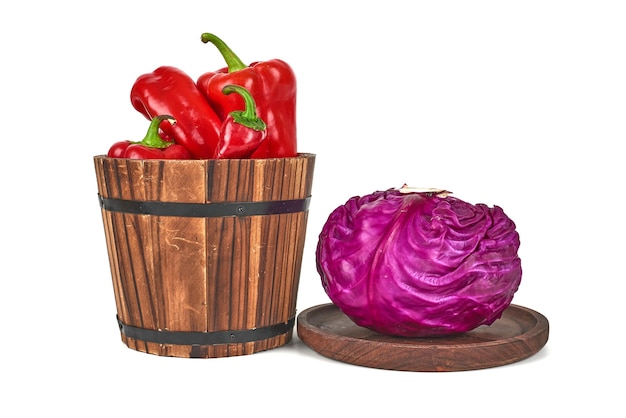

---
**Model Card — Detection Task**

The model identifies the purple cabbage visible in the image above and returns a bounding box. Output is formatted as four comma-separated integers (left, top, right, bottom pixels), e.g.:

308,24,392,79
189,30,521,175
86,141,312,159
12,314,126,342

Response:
316,187,522,337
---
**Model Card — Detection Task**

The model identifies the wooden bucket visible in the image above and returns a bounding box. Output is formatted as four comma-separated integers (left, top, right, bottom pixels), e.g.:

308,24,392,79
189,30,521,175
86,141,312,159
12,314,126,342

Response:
94,154,315,358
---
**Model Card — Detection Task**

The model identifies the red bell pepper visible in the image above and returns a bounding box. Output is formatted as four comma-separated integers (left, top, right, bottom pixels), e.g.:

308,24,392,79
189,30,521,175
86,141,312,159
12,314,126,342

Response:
130,66,222,159
107,115,191,159
215,85,267,159
197,33,297,159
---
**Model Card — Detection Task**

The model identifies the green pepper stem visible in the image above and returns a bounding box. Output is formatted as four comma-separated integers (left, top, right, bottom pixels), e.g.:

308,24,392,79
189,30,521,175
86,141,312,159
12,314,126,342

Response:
201,33,247,73
134,115,176,149
223,85,267,131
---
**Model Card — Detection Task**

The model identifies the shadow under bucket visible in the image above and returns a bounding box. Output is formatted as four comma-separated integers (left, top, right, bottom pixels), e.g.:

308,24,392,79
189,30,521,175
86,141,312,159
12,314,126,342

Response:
94,153,315,358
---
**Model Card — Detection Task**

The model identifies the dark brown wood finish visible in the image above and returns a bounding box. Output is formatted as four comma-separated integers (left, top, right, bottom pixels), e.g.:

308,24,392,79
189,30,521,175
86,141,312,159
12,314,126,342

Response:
297,303,549,372
94,154,315,358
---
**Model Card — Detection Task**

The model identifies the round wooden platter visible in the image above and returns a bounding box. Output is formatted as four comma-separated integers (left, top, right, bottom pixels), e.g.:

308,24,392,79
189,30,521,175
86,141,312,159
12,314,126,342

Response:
297,303,549,372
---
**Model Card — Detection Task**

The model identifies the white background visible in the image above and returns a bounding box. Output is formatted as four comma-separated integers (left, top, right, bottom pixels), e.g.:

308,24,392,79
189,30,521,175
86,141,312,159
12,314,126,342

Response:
2,1,624,416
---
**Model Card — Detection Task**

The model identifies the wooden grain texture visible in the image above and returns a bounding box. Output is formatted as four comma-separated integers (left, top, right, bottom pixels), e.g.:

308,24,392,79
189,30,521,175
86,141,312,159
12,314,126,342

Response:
94,154,315,358
297,303,549,372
